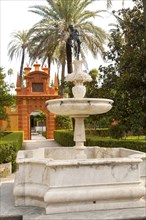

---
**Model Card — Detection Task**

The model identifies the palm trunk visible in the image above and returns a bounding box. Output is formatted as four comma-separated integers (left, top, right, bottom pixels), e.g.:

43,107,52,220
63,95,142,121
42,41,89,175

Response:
66,39,75,130
20,49,25,87
60,61,65,96
47,56,51,75
66,39,73,74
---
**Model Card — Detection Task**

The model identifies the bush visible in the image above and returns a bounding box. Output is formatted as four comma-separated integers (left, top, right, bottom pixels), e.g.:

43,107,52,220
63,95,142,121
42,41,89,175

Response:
0,131,23,172
42,131,46,138
86,128,109,137
54,130,146,153
54,130,74,146
109,124,125,139
0,131,12,139
86,136,146,153
56,115,72,129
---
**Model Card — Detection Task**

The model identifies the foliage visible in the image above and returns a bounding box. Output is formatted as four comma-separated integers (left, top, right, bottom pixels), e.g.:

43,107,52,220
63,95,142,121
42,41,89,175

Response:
0,131,12,138
86,128,109,137
0,67,15,120
33,111,46,130
42,131,46,138
109,123,126,139
28,0,107,95
85,69,99,98
0,131,23,172
85,68,111,129
54,130,74,146
56,115,72,129
86,136,146,153
8,30,31,87
54,130,146,152
99,0,146,135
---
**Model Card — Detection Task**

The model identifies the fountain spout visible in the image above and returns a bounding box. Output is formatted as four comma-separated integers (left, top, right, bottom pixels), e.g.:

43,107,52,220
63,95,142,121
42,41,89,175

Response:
66,60,92,98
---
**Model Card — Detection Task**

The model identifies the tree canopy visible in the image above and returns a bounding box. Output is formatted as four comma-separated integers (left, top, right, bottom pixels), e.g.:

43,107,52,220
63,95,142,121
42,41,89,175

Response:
0,67,15,120
99,0,146,134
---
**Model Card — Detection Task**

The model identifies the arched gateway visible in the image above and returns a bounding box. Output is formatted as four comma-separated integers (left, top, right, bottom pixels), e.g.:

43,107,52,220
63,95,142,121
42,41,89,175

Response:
15,62,60,140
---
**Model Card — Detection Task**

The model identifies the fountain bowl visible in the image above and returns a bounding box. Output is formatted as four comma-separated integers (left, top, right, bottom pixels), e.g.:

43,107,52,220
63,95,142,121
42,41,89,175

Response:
46,98,113,115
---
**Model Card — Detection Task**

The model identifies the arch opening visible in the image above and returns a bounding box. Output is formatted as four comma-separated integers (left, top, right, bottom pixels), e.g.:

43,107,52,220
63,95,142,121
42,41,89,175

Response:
30,110,46,140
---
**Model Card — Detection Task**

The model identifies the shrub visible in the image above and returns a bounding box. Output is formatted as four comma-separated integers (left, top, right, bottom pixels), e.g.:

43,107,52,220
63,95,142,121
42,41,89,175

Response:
54,130,146,153
86,128,109,137
86,136,146,153
109,124,125,139
0,131,12,138
56,115,72,129
42,131,46,138
0,131,23,172
54,130,74,146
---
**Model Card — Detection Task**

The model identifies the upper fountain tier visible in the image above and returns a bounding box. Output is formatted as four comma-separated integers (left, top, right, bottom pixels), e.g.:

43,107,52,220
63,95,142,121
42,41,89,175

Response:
46,98,113,116
46,60,113,116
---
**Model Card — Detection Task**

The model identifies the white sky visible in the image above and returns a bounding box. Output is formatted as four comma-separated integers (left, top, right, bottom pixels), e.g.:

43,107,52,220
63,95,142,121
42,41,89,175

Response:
0,0,134,85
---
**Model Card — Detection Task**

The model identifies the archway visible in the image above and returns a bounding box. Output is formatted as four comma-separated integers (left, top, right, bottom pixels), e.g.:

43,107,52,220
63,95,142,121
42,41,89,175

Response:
30,110,46,140
15,62,59,140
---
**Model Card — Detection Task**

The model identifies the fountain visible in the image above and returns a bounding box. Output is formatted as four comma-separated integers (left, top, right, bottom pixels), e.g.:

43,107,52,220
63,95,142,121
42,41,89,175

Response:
13,60,146,218
13,27,146,219
46,60,113,159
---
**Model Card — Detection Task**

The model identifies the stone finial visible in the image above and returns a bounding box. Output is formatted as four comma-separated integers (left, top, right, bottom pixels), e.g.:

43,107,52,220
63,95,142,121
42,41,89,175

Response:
54,74,58,89
24,65,31,75
42,65,49,74
34,62,40,71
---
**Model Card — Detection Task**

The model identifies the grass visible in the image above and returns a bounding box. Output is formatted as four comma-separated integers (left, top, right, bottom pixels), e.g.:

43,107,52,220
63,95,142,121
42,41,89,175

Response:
125,136,145,141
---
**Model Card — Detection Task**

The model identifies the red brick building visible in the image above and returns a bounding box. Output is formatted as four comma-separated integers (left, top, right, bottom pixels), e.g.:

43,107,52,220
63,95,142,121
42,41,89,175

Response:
0,62,60,140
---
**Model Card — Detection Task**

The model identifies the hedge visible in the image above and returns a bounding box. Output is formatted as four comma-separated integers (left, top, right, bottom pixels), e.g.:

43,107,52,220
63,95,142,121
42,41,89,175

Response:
54,130,146,153
0,131,23,172
54,130,74,146
85,128,109,137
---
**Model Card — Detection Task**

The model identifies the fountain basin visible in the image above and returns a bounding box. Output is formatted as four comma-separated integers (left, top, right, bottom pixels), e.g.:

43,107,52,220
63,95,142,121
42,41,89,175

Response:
46,98,113,115
14,147,146,215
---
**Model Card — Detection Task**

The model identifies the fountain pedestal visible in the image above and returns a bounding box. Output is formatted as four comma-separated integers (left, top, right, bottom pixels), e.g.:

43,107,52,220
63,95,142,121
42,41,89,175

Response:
73,115,88,158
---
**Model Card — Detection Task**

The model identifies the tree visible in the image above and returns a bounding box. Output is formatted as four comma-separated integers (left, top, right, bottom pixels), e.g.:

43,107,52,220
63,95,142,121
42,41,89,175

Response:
99,0,146,135
28,0,107,96
85,69,99,98
8,30,31,87
143,0,146,40
0,67,15,120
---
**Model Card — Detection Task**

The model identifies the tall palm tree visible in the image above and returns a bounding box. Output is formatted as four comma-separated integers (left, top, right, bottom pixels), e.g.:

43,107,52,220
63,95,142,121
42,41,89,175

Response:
28,0,107,93
8,30,31,87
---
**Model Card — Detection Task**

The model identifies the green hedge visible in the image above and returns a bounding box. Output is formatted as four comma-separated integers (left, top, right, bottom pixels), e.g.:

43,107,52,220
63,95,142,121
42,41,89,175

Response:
54,130,146,153
54,130,74,146
86,136,146,153
0,131,23,172
85,128,109,137
0,131,12,139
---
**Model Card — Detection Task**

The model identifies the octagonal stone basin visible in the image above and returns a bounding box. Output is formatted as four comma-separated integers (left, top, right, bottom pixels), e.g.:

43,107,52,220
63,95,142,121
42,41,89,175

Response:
46,98,113,115
14,146,146,215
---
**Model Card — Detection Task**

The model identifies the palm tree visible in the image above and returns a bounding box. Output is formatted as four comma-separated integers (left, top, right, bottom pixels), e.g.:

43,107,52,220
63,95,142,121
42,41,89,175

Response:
28,0,107,95
8,30,31,87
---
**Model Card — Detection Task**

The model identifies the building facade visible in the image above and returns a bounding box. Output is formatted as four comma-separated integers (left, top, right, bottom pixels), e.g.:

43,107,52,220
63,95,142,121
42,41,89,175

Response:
0,62,60,140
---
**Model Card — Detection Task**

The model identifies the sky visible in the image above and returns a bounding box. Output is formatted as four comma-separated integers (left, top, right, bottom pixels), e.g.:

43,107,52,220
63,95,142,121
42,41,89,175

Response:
0,0,134,85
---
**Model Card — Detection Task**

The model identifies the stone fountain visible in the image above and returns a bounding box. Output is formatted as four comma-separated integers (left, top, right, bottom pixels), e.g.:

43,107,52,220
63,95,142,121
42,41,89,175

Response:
13,60,146,219
46,60,113,159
